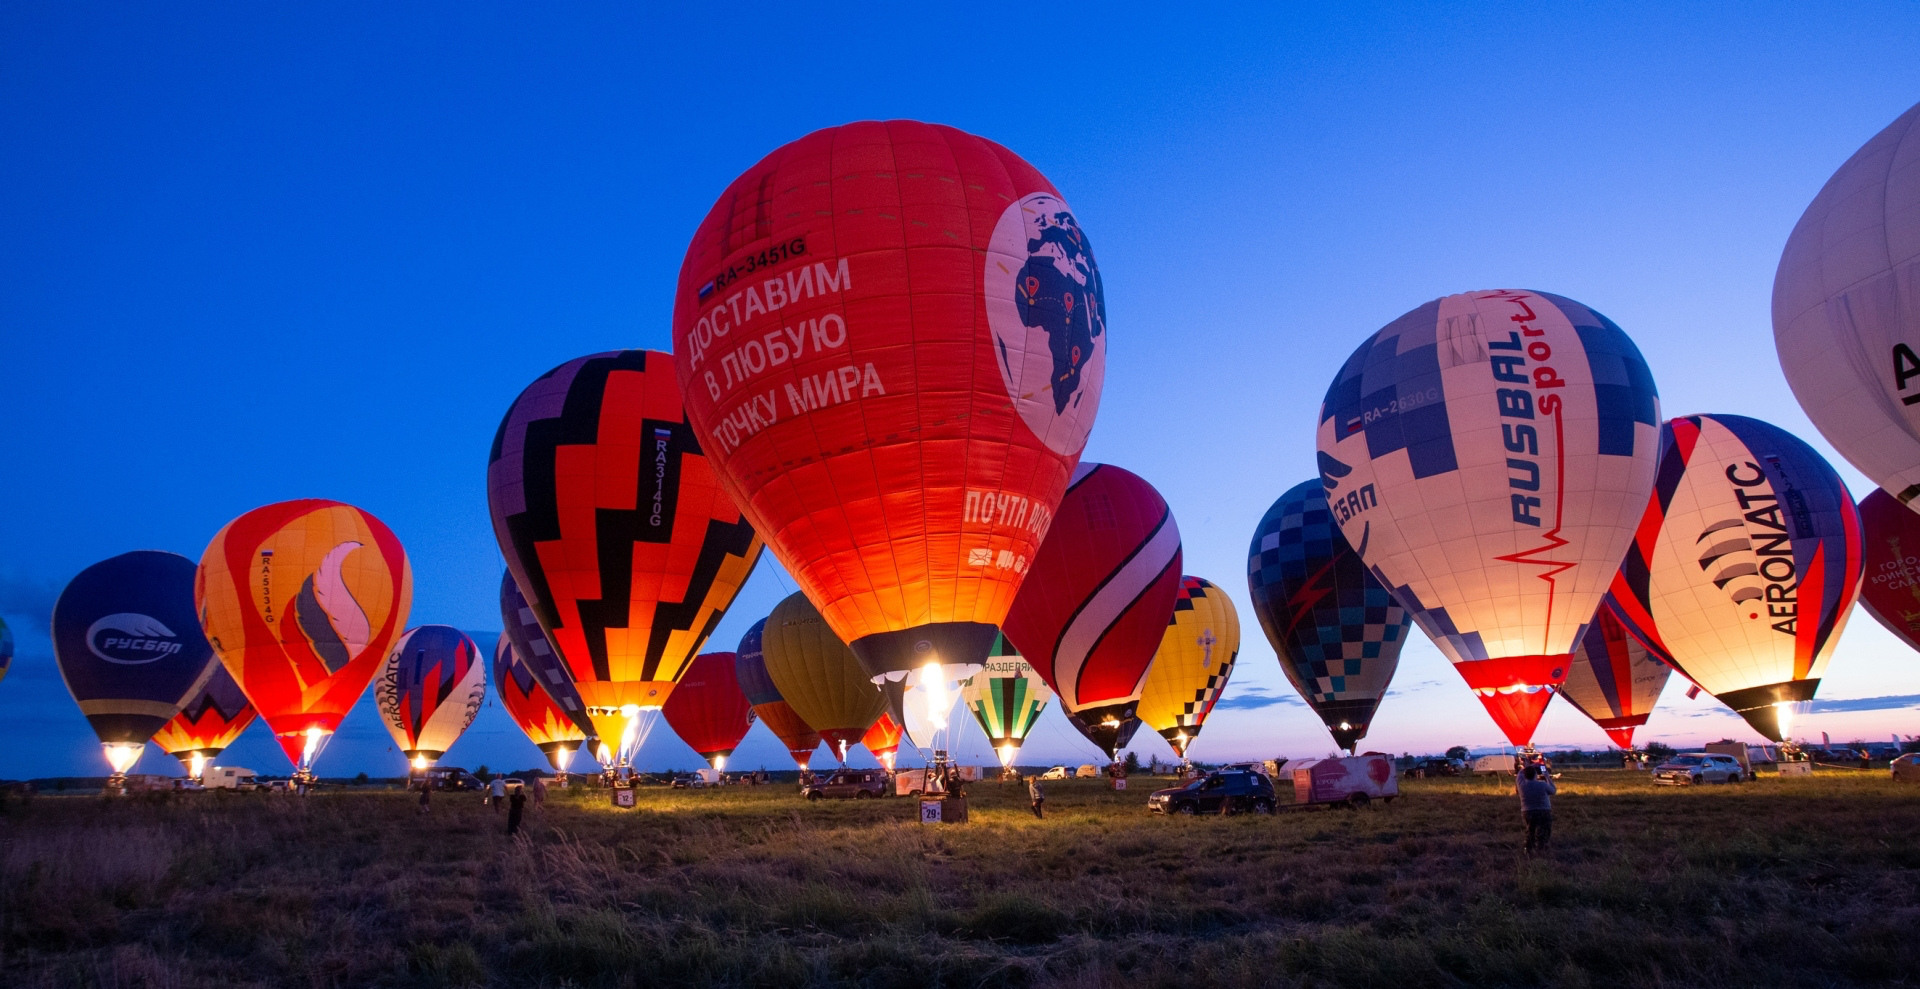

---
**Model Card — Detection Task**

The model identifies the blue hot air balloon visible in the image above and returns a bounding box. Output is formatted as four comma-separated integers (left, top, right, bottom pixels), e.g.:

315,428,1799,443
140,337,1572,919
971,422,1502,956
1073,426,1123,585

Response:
0,614,13,685
498,572,594,738
52,551,219,775
1248,480,1415,752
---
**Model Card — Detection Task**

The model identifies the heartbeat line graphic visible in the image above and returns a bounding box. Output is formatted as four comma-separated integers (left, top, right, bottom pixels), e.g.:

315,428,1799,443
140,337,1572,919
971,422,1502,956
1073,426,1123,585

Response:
1489,310,1575,655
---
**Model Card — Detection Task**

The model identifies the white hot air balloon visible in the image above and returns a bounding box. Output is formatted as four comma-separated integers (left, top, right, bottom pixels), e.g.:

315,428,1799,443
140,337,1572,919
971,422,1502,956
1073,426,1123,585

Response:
1316,290,1662,745
1773,101,1920,505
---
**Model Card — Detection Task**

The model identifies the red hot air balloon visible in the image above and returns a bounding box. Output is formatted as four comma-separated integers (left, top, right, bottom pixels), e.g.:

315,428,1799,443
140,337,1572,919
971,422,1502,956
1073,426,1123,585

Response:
1558,599,1671,750
671,121,1107,715
1857,489,1920,653
661,651,756,771
861,711,904,772
1002,463,1183,757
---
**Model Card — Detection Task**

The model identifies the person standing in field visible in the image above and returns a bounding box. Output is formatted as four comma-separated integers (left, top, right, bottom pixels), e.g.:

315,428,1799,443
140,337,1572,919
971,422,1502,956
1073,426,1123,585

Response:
1027,776,1045,819
507,784,525,836
417,784,431,815
531,775,547,811
1519,765,1556,854
489,774,507,812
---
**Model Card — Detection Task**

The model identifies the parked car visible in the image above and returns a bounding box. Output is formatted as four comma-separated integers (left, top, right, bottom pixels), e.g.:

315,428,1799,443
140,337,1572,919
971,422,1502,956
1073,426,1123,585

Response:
1217,762,1271,776
669,774,705,789
1148,770,1277,815
1891,752,1920,782
1040,766,1069,780
804,770,888,800
1652,752,1745,785
1074,765,1100,779
413,766,485,791
1407,758,1465,778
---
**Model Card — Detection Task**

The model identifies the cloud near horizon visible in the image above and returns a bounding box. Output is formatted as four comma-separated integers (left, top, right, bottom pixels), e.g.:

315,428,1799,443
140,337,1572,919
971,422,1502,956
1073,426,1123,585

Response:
1214,687,1305,711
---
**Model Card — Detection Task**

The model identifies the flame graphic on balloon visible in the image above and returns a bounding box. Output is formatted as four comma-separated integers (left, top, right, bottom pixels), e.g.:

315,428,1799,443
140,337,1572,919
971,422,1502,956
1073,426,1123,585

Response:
290,541,371,673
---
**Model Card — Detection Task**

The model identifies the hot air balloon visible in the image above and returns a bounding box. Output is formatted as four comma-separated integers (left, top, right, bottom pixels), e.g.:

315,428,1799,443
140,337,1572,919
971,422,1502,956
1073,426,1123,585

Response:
54,551,219,777
0,615,12,686
494,633,588,774
662,651,756,771
1773,101,1920,506
197,499,412,778
1606,414,1863,742
862,711,905,772
1856,488,1920,652
150,663,255,780
961,634,1053,770
670,121,1104,733
489,350,763,771
1557,599,1671,749
1003,463,1182,758
1138,577,1241,760
1317,291,1662,746
1247,481,1413,752
735,618,823,770
375,626,486,770
760,591,886,764
498,573,594,742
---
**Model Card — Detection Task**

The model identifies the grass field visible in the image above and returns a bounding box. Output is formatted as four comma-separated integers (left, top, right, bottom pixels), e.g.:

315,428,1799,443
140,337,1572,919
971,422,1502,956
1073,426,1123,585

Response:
1,770,1915,989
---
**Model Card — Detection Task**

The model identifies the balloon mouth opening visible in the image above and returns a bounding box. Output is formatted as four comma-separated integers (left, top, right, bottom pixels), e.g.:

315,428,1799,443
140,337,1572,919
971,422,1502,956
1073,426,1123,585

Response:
546,745,577,773
1772,701,1795,739
996,743,1017,768
712,755,728,773
103,743,144,774
187,753,208,781
410,755,431,770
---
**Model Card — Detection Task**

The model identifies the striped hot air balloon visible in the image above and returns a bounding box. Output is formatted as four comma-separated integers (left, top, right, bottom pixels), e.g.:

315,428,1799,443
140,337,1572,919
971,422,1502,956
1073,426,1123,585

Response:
1002,462,1182,758
1316,291,1661,746
1137,577,1241,760
374,626,487,769
55,551,219,776
1247,481,1413,752
662,652,756,771
197,499,412,776
735,618,823,770
961,634,1053,769
150,663,255,780
1557,599,1671,749
493,633,587,773
1607,414,1862,742
488,349,764,770
760,591,885,764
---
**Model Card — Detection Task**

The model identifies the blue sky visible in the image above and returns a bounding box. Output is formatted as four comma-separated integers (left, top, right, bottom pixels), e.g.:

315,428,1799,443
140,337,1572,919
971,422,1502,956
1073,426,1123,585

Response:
5,4,1920,779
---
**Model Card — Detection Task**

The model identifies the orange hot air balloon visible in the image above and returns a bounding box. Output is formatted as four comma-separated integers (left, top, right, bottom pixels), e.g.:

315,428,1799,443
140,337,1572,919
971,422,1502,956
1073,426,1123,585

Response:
488,349,764,770
672,121,1107,711
150,663,256,780
494,634,588,773
196,499,412,776
861,711,904,772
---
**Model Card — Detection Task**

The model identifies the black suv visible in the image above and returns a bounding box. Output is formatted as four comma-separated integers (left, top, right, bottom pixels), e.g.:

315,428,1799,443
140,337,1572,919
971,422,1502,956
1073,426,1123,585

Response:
804,770,889,800
1148,770,1276,815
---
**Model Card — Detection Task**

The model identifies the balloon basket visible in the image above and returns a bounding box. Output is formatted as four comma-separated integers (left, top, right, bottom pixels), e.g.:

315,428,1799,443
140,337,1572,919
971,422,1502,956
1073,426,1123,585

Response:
918,796,967,824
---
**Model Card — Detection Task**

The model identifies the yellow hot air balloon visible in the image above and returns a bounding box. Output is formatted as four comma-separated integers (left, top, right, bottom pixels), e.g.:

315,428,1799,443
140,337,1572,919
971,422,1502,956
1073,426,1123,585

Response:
760,591,886,765
1138,576,1241,760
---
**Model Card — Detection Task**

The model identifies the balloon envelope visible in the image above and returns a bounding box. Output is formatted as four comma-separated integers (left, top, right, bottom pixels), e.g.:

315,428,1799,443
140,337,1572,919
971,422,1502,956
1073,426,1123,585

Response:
1607,414,1863,741
375,625,486,765
494,633,588,773
1316,290,1661,745
961,634,1053,767
1247,480,1411,751
670,120,1104,694
1855,488,1920,653
1558,599,1671,749
1773,101,1920,506
498,572,593,738
735,618,823,770
54,551,219,769
1002,462,1182,757
662,651,756,769
197,499,413,772
861,711,904,770
760,591,886,763
488,349,763,764
0,615,12,685
1137,577,1241,759
151,662,255,772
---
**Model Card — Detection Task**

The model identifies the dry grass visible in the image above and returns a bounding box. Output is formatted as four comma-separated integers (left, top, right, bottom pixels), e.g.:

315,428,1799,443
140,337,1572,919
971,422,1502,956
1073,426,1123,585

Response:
0,771,1915,988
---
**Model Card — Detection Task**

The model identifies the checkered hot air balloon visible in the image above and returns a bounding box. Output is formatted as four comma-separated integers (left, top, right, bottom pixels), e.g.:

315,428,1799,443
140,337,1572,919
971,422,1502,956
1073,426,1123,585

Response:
1316,291,1661,746
1137,577,1240,760
1557,599,1671,750
374,626,487,769
960,634,1053,769
1606,414,1862,742
1247,481,1412,752
488,350,764,771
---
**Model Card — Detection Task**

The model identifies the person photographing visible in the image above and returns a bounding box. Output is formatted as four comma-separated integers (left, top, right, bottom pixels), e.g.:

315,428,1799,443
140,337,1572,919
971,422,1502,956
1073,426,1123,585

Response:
1519,764,1556,854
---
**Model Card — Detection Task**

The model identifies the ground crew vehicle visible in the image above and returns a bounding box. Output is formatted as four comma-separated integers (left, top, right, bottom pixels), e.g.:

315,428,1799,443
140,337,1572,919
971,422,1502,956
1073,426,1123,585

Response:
1040,766,1068,780
1289,755,1400,808
1148,770,1276,815
203,767,259,790
1652,753,1745,785
803,770,888,800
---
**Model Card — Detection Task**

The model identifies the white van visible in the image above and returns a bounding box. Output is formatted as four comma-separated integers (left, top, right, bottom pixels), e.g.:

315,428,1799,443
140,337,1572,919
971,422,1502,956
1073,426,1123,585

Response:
203,766,259,790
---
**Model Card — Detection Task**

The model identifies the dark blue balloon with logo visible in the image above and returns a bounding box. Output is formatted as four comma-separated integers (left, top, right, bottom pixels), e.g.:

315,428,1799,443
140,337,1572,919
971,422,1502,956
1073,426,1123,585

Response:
53,551,218,745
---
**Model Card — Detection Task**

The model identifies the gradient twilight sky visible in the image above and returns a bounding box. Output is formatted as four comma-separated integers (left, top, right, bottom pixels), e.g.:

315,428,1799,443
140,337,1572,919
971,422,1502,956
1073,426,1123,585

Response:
5,4,1920,780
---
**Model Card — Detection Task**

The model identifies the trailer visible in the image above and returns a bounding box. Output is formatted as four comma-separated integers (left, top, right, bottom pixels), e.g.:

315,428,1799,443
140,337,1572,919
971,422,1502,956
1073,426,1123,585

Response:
203,766,259,790
1288,755,1399,809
